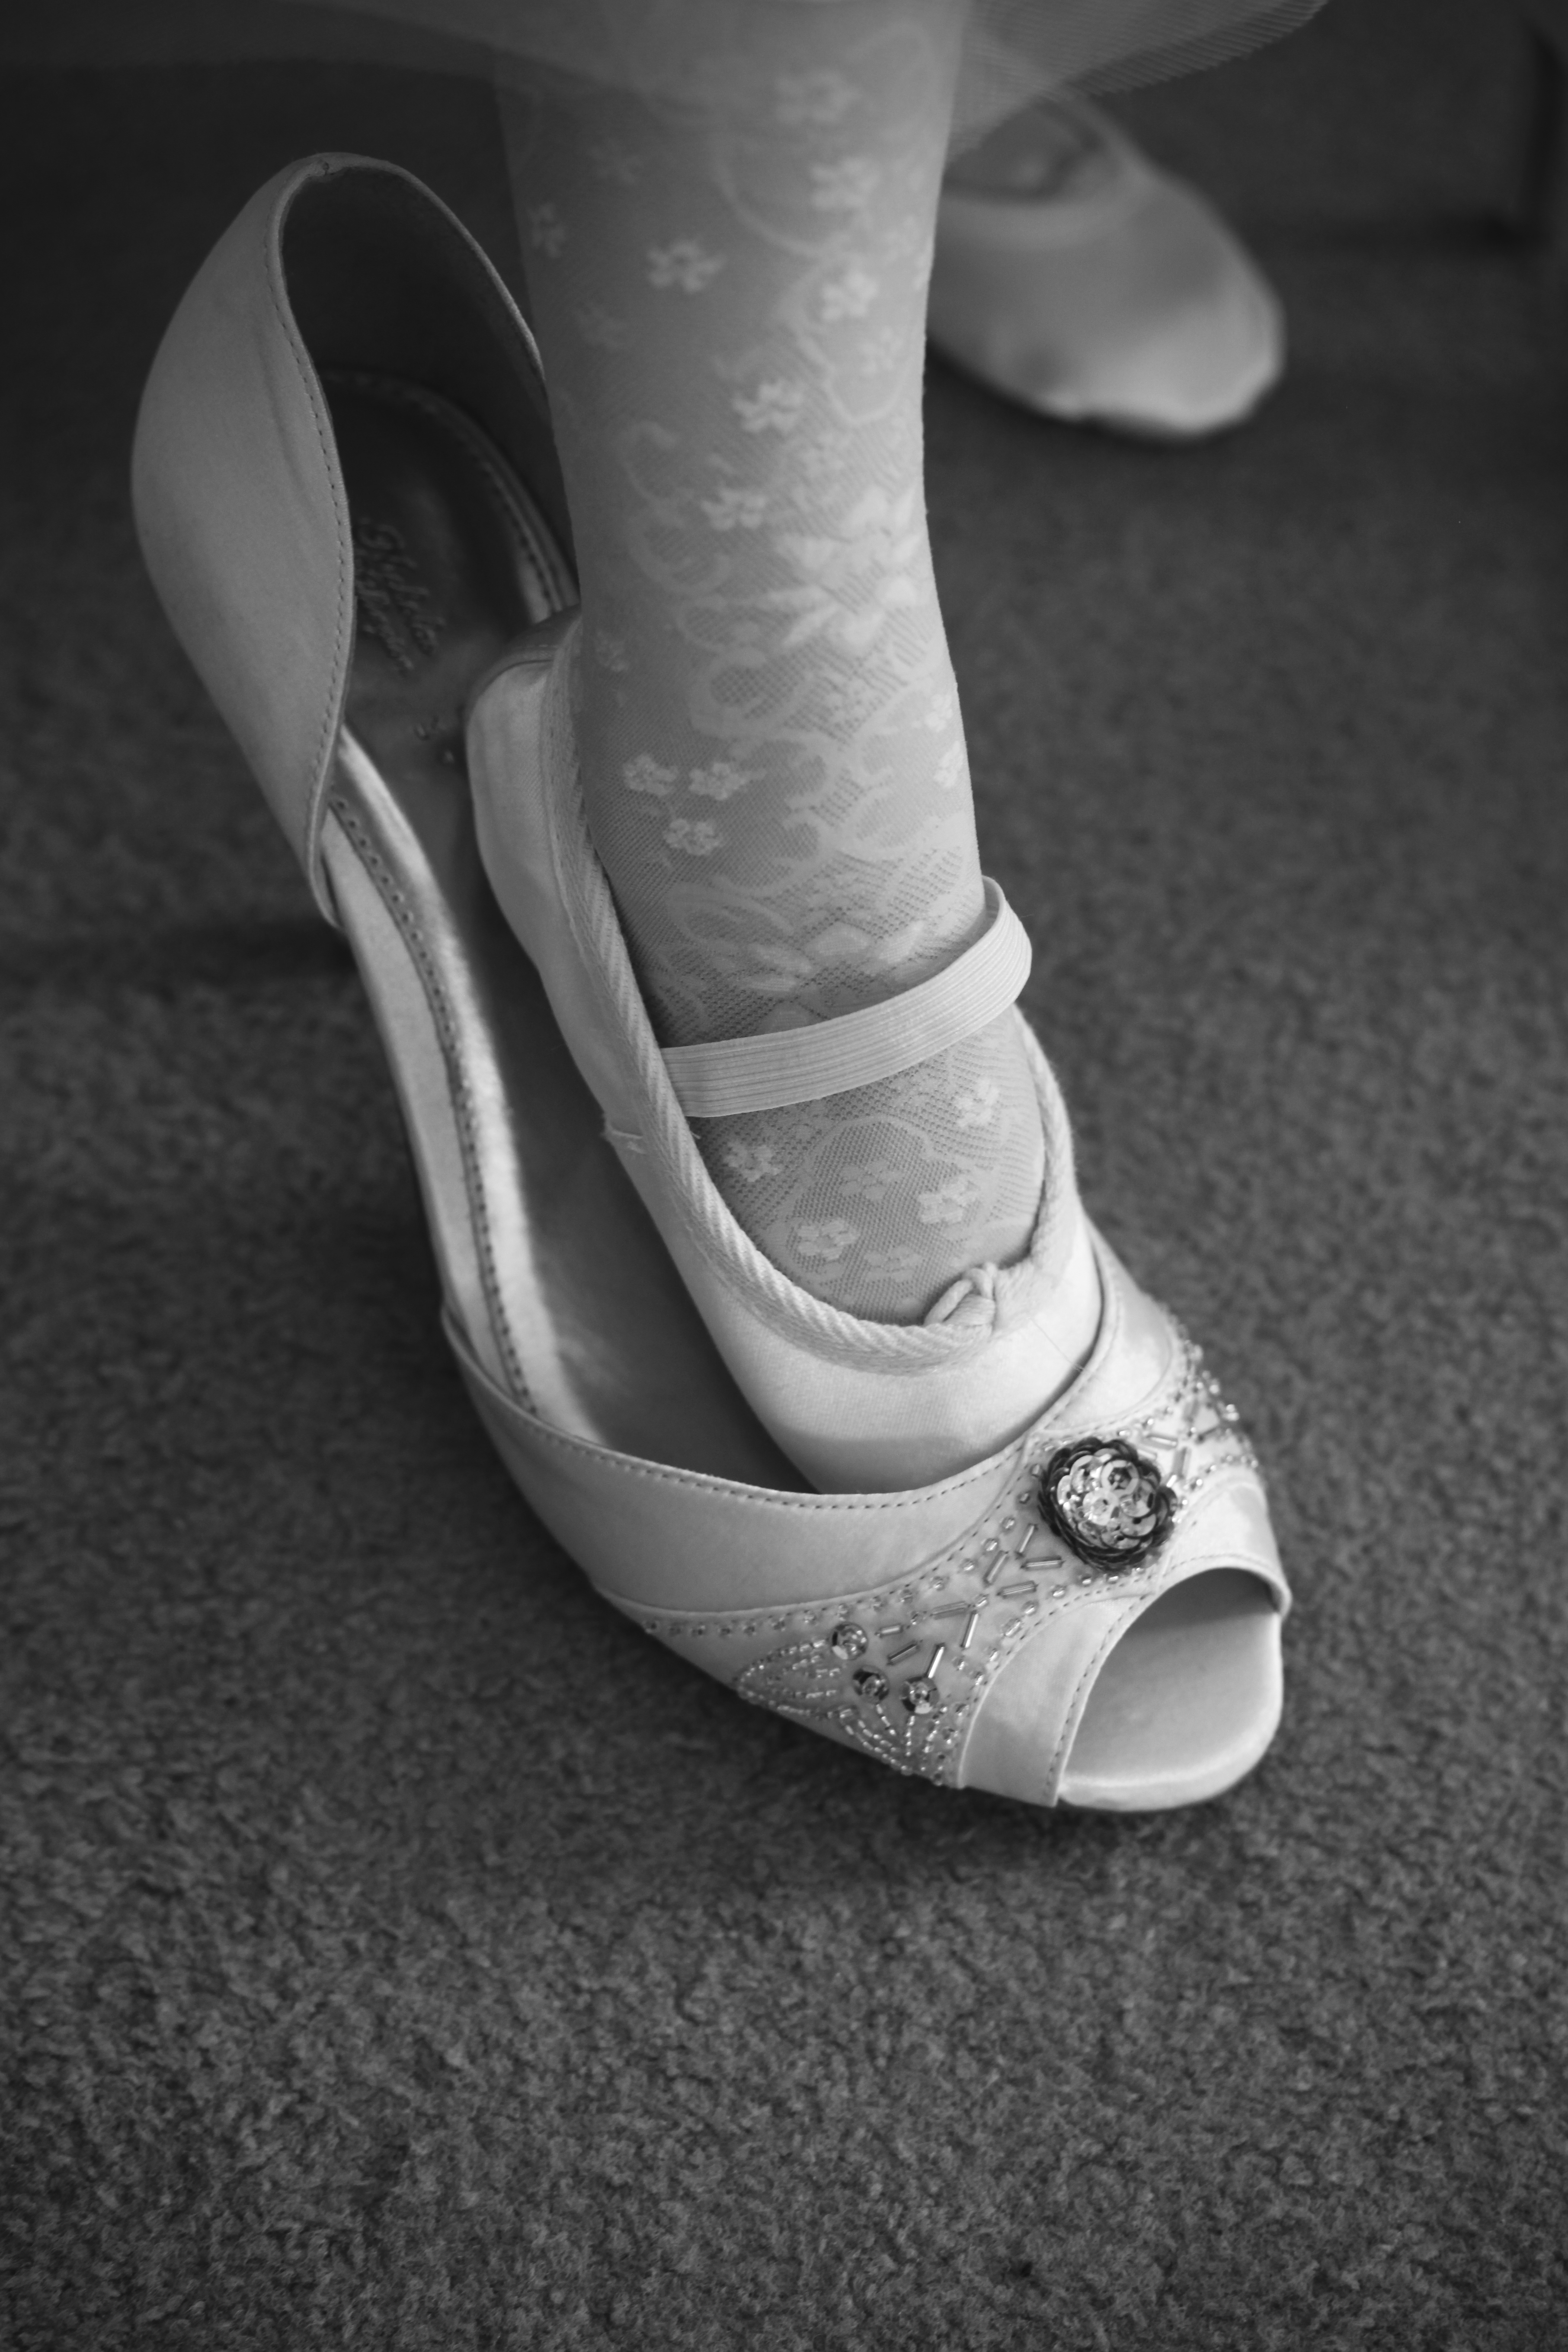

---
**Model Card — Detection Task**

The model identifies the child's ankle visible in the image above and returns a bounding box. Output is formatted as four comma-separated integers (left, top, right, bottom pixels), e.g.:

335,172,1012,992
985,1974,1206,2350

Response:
693,1011,1047,1322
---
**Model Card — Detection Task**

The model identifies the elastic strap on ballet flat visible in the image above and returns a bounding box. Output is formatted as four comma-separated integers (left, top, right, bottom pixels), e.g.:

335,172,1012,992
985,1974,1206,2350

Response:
661,879,1033,1119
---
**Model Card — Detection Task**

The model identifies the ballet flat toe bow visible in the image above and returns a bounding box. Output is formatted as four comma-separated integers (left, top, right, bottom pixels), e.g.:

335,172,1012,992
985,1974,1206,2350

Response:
134,154,1288,1814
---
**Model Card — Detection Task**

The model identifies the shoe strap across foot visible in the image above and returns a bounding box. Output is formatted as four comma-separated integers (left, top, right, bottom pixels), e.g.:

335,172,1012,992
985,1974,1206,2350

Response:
661,883,1033,1118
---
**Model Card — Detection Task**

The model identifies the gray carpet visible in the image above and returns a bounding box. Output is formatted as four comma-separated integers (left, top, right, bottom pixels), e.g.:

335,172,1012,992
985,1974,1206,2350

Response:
3,3,1567,2346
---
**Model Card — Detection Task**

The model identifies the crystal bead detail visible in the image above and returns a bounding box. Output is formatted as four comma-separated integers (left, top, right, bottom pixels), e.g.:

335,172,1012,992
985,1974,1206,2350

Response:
1038,1437,1174,1571
902,1677,939,1717
853,1667,890,1703
829,1621,868,1661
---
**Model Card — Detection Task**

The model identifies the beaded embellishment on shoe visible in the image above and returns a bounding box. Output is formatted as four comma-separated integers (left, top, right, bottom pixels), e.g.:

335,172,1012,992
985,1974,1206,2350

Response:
635,1326,1260,1788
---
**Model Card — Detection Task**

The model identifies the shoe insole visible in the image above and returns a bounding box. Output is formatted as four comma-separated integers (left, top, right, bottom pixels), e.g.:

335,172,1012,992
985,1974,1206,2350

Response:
323,372,805,1489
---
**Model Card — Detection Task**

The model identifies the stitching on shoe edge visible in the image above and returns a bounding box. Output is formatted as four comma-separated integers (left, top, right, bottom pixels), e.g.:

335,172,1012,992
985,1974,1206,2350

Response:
265,177,352,900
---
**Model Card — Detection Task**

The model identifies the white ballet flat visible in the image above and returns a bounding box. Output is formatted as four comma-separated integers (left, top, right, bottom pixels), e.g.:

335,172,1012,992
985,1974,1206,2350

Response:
931,89,1283,439
469,621,1105,1498
133,152,1289,1814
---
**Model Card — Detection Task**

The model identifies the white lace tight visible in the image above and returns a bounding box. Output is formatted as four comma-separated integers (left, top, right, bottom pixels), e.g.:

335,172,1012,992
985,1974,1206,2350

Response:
503,0,1048,1318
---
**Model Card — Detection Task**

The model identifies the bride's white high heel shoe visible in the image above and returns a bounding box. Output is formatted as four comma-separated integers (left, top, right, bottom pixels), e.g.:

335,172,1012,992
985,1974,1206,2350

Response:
133,153,1289,1813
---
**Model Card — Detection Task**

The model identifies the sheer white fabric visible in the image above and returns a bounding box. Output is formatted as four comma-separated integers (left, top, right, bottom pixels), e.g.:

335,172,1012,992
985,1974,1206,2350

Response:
311,0,1325,153
512,6,1053,1313
4,0,1326,155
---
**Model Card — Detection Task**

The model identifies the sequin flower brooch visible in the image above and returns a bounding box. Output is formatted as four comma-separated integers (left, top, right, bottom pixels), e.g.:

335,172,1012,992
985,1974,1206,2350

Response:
1038,1437,1175,1573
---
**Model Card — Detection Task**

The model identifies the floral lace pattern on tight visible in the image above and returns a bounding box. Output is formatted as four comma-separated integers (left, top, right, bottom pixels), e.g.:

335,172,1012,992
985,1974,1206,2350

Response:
510,0,1049,1315
698,1013,1046,1313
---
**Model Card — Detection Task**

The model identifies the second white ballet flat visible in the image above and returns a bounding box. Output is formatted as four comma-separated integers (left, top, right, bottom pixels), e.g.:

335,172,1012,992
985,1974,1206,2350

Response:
931,89,1284,439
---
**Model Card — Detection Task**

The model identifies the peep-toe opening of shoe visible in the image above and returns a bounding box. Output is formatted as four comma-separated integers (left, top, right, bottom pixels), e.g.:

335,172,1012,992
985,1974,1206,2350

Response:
959,1563,1282,1814
1057,1569,1283,1811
